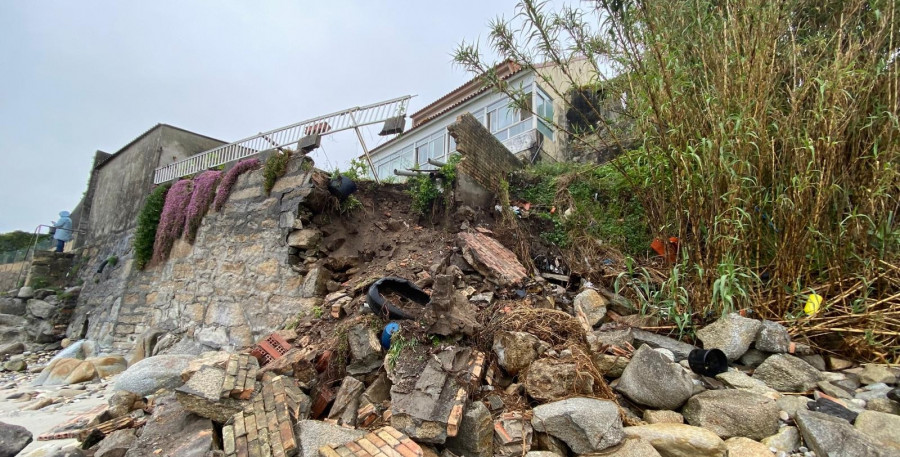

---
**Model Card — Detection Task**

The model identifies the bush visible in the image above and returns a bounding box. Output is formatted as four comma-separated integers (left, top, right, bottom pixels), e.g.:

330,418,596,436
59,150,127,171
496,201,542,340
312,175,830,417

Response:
406,155,461,216
213,158,260,212
263,151,292,195
134,183,170,269
184,170,222,243
152,179,193,264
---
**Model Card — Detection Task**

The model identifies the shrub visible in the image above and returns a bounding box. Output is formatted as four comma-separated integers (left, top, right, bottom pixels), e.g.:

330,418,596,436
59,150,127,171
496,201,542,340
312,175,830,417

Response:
134,183,170,269
405,155,461,216
213,158,260,211
152,179,193,264
263,150,292,195
334,157,372,182
184,170,222,243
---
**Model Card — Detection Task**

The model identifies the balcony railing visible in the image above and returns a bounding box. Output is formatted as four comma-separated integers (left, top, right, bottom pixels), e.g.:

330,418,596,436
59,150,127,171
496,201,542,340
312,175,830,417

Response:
153,95,412,184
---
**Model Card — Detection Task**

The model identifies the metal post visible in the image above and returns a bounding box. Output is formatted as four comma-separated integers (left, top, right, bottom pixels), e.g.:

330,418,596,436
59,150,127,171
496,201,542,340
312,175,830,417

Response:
349,110,381,185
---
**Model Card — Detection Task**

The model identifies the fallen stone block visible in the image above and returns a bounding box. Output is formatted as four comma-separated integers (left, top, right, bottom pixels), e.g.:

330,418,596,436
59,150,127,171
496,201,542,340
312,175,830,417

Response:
494,412,533,457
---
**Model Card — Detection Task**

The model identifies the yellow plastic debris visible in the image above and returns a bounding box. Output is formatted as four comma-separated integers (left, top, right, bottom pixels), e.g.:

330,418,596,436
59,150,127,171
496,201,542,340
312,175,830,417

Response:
804,294,823,315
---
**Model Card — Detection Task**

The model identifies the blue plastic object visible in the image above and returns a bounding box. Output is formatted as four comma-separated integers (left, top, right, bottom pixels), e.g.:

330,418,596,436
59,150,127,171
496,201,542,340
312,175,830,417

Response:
381,322,400,349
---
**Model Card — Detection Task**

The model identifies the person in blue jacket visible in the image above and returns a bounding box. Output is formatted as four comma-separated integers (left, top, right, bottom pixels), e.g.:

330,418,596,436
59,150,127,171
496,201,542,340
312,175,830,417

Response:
52,211,73,252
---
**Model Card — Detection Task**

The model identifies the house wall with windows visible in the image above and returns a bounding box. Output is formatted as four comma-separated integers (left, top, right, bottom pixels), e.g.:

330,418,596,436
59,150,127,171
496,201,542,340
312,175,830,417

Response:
368,72,566,181
367,60,598,180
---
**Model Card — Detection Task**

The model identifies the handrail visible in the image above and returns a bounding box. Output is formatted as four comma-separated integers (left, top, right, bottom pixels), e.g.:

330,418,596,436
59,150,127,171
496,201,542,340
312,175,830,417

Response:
153,95,413,184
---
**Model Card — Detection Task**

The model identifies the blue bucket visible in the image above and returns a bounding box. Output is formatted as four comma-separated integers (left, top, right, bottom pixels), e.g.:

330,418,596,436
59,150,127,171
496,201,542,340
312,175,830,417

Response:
381,322,400,349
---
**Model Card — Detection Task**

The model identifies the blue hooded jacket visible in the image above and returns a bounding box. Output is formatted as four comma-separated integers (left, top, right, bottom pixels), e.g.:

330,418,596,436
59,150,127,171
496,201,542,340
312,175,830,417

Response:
53,211,73,241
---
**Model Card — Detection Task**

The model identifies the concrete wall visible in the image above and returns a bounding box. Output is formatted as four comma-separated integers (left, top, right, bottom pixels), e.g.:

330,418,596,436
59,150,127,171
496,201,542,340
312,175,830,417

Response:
86,125,225,244
70,155,317,352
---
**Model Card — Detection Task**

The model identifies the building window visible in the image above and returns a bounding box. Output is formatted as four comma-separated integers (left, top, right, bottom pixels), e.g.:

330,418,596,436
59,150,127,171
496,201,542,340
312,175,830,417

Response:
415,132,448,167
535,87,554,140
486,93,534,142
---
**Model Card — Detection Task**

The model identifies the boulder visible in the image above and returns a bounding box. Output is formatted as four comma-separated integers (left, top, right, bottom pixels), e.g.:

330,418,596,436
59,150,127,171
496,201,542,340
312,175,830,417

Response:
630,329,696,362
122,394,214,457
51,339,97,361
294,420,365,457
26,299,55,319
776,395,811,419
592,354,629,378
738,349,769,368
180,351,230,382
860,364,897,386
722,437,771,457
33,358,85,386
854,410,900,451
867,397,900,415
445,401,493,457
16,286,34,299
0,421,32,457
531,397,623,454
795,409,893,457
298,267,329,299
681,389,779,440
493,331,545,376
524,358,593,402
761,426,801,453
623,424,726,457
86,355,128,378
590,328,634,351
64,360,99,384
714,369,779,397
0,342,25,358
287,228,322,250
3,358,26,372
695,313,761,361
108,390,142,418
114,354,194,396
642,410,683,425
753,320,791,353
752,354,822,392
0,298,26,316
616,345,693,410
573,289,608,328
587,438,662,457
95,429,136,457
346,324,383,375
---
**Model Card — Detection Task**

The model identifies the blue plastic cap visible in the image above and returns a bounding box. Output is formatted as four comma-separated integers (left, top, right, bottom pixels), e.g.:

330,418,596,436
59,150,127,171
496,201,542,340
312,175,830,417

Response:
381,322,400,349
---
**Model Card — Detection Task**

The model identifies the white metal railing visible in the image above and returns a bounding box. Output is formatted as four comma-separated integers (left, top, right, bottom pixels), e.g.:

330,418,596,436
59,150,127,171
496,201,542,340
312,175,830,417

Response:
153,95,413,184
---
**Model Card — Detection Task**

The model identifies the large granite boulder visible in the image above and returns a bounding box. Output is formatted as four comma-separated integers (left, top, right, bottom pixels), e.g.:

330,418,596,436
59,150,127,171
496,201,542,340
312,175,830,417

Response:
616,345,693,410
531,397,624,454
623,424,726,457
573,289,608,328
681,389,779,440
754,320,791,353
795,409,896,457
695,313,761,361
0,421,33,457
524,358,593,402
854,410,900,451
114,354,194,396
752,354,822,392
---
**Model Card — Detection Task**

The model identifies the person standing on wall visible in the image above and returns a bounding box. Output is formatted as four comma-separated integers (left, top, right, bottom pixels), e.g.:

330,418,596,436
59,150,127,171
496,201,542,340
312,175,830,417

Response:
52,211,73,252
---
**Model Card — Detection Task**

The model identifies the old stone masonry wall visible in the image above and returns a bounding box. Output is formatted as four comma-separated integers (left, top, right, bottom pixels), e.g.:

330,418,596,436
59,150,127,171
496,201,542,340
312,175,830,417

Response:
70,156,320,352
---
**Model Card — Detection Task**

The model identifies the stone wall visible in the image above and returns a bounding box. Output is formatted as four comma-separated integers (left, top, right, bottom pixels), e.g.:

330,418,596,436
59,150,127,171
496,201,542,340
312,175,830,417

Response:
25,252,76,289
70,154,321,352
448,113,524,197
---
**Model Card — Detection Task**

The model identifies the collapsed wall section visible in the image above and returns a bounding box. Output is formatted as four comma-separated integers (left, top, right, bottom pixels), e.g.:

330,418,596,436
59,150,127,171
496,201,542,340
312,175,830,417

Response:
70,155,319,352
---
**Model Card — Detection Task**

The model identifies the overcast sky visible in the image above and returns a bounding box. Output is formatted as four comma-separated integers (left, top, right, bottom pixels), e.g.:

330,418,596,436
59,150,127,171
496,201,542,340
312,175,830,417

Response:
0,1,532,233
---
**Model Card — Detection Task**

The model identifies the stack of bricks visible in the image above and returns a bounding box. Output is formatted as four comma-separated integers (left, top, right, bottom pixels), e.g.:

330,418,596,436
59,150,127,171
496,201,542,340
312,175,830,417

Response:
318,426,423,457
447,113,523,196
223,354,259,400
222,375,306,457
